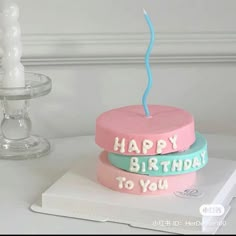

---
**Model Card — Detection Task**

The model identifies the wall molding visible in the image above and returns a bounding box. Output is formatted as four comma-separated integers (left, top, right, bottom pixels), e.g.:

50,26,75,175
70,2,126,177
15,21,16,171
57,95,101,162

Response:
1,32,236,65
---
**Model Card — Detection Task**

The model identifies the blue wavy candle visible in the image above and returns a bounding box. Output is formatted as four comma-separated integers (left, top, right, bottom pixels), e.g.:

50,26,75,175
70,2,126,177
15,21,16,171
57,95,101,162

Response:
142,9,155,117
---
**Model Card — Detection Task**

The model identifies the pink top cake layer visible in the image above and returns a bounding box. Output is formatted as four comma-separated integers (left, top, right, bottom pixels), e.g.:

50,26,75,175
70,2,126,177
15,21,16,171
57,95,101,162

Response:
95,105,195,155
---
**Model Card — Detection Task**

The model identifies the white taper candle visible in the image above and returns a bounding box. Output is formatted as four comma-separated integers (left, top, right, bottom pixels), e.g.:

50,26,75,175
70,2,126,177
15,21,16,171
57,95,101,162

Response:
0,0,25,113
0,0,25,88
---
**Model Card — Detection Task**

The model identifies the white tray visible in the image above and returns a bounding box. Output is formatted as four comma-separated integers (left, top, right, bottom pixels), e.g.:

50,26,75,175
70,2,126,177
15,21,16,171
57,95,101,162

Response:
31,156,236,235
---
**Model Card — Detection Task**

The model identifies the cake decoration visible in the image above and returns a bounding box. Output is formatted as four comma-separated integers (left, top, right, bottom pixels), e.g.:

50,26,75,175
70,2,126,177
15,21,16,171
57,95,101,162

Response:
108,133,208,176
142,8,154,117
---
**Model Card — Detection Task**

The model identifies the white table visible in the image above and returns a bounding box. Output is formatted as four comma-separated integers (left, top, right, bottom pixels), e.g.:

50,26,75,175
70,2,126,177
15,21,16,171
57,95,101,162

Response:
0,134,235,234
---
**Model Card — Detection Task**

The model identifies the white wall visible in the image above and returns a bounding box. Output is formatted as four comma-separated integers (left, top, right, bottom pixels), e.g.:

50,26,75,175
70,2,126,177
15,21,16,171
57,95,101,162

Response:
12,0,236,34
1,0,236,138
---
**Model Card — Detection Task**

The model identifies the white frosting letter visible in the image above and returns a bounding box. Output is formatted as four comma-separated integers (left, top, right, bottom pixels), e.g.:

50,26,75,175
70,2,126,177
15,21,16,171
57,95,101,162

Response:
129,157,140,172
183,159,192,171
114,137,125,153
142,139,153,154
169,135,178,150
157,140,167,154
148,158,158,171
125,180,134,190
171,160,183,172
158,179,168,190
141,162,146,173
201,151,206,164
128,139,140,154
160,161,170,172
192,157,201,168
140,179,150,193
149,182,157,192
116,177,126,189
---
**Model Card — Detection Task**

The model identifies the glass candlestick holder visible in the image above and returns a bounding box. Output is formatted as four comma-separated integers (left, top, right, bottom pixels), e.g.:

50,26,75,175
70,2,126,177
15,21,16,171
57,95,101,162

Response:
0,72,52,160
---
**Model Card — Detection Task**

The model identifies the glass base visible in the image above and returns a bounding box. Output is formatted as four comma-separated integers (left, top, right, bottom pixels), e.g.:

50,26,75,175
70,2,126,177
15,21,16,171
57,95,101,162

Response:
0,135,50,160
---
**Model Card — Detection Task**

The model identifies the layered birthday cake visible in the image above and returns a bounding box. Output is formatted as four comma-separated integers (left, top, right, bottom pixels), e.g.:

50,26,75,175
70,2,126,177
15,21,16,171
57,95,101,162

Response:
95,10,208,195
95,105,208,195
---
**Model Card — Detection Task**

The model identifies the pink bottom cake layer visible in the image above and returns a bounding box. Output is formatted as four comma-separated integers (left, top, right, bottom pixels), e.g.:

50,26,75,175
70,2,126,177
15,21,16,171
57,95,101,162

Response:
97,151,196,195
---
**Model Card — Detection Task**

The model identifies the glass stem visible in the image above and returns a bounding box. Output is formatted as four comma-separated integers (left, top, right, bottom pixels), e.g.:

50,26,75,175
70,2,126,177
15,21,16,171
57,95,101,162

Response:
1,99,32,140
